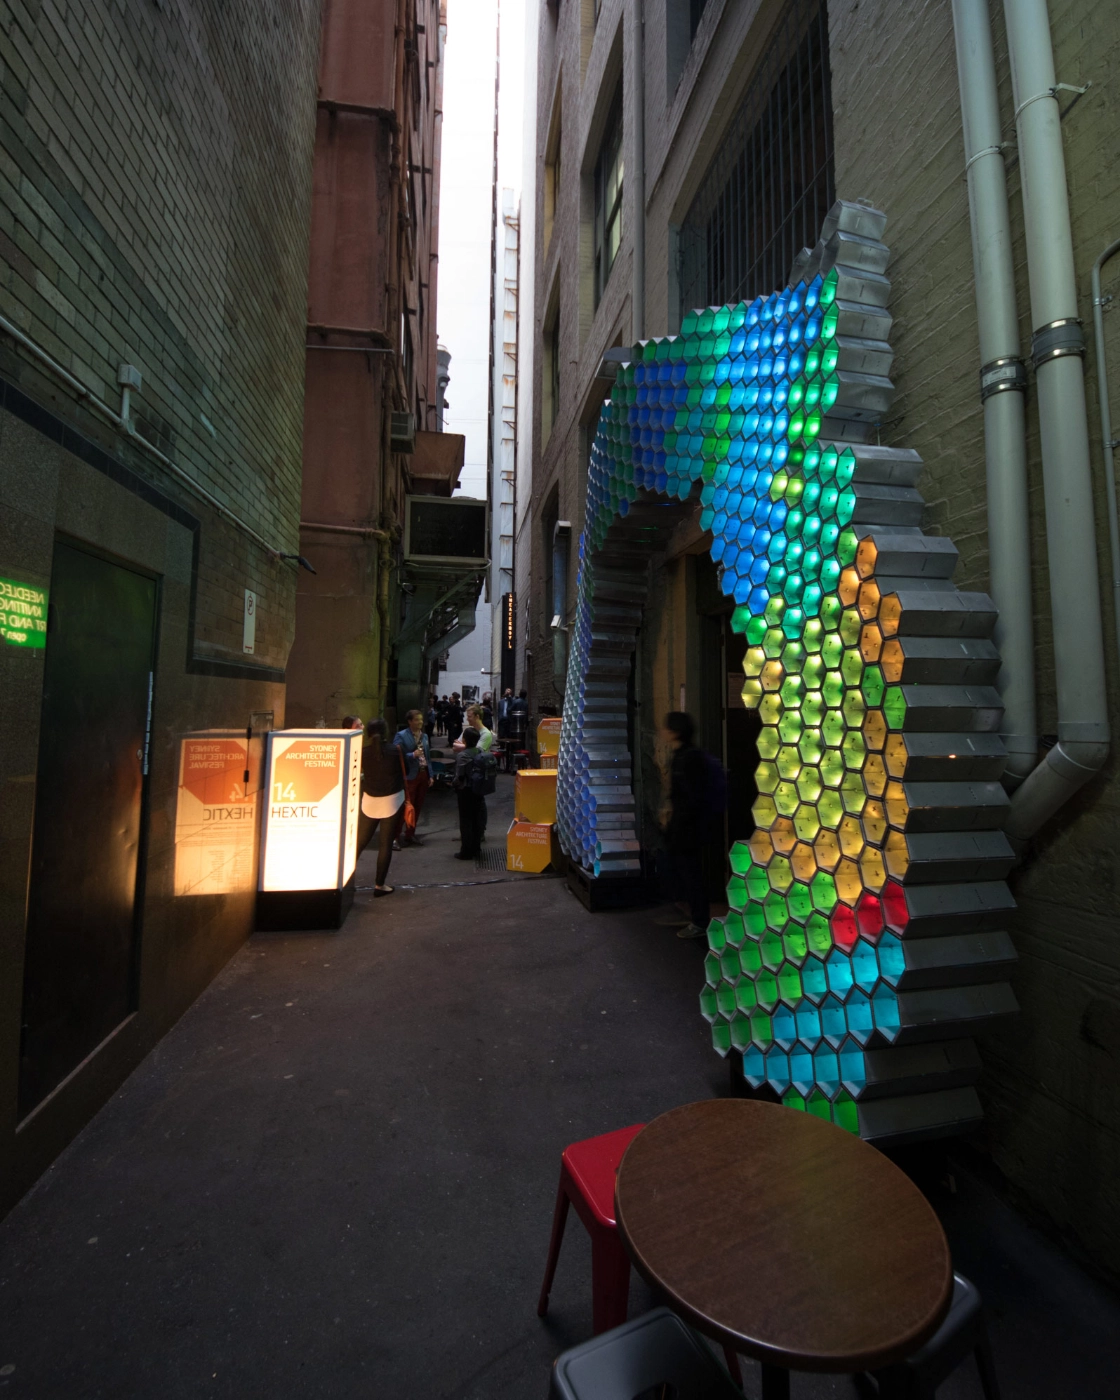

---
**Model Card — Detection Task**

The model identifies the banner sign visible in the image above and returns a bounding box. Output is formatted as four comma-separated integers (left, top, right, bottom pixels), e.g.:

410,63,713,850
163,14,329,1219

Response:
259,730,362,892
174,733,260,896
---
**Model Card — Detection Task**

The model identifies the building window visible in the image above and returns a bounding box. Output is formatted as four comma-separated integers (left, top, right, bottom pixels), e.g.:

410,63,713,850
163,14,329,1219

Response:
544,310,561,441
679,0,833,314
593,88,624,308
689,0,708,41
544,99,562,253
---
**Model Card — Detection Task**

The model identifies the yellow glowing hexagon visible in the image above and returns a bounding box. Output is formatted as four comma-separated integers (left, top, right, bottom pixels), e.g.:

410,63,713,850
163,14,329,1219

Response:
758,726,781,760
842,730,867,771
818,789,843,829
742,678,763,706
881,638,904,683
858,580,881,621
859,845,887,892
885,829,910,880
771,817,797,854
768,854,794,891
842,689,867,728
862,799,888,845
885,781,909,829
879,593,902,637
775,782,800,818
777,745,802,781
862,752,888,798
863,709,887,752
796,765,823,803
820,749,845,789
841,649,864,687
756,761,779,795
840,770,867,815
814,827,841,871
884,733,907,778
794,803,821,842
791,841,816,883
839,609,862,647
799,727,824,765
856,536,878,579
838,813,864,859
763,627,785,659
745,646,766,678
860,623,883,664
752,794,778,829
761,659,785,692
839,567,860,606
749,828,775,864
835,857,863,905
759,693,784,726
802,654,826,689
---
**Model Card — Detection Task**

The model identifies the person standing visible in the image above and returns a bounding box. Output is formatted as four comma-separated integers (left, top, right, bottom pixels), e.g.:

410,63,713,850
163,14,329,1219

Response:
445,692,464,745
453,727,485,859
659,711,715,939
481,692,494,730
394,709,431,846
361,717,405,896
496,687,513,739
461,702,494,752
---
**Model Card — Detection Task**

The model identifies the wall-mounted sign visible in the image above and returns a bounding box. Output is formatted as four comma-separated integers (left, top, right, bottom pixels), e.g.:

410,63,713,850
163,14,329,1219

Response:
243,589,257,655
174,732,261,895
259,730,362,892
0,575,48,648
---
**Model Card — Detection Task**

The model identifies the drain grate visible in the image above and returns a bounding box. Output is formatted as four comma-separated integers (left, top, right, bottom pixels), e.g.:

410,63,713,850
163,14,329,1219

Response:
475,846,508,872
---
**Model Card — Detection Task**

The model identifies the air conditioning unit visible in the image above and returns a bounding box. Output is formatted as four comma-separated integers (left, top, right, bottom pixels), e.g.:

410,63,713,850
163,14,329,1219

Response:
390,411,416,453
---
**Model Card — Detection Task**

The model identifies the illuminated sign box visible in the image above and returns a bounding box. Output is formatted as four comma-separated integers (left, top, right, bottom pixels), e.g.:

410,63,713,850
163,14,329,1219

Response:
174,731,262,896
0,575,48,649
257,729,363,930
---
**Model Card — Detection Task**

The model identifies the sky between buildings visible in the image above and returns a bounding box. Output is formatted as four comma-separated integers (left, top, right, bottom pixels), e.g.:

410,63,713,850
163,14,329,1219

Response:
436,0,524,694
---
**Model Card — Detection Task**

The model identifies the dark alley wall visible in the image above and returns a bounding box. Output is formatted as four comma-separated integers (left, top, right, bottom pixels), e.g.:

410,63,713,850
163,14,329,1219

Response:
0,0,320,1212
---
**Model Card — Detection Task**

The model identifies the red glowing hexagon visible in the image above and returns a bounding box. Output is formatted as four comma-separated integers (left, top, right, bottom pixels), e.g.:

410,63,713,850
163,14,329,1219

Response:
830,903,859,952
855,890,884,943
881,880,909,933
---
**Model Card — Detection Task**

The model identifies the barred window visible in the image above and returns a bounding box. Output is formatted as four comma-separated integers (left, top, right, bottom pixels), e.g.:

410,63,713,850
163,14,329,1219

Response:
679,0,834,316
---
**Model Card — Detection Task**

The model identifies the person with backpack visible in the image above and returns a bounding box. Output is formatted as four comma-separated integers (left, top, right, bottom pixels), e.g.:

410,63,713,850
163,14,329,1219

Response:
659,710,724,939
452,727,494,860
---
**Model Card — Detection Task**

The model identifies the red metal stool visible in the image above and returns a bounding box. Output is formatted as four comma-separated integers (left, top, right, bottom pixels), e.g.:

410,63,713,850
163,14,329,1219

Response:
538,1124,645,1335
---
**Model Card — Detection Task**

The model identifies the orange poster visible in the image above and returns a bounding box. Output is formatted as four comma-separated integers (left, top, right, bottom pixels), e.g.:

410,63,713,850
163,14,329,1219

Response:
174,734,259,896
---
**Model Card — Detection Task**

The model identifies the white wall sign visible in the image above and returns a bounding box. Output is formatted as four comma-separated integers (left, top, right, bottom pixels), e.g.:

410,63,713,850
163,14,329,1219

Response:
243,589,257,654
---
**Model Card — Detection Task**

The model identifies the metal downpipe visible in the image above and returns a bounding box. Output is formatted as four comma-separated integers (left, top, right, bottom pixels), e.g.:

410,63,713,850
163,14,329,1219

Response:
952,0,1037,788
1091,238,1120,661
1001,0,1110,847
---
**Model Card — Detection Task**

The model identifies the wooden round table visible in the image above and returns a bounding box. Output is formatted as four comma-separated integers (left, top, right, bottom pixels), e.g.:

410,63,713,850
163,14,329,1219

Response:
614,1099,952,1399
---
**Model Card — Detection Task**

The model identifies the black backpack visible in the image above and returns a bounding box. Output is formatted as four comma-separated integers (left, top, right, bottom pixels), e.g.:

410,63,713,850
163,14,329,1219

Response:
469,751,498,796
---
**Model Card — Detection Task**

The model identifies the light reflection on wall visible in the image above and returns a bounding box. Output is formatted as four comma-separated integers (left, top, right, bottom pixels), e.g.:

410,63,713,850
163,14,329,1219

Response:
174,732,262,896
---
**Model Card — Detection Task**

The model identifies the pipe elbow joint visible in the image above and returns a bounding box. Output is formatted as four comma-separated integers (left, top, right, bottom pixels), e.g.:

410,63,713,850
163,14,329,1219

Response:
1004,736,1110,853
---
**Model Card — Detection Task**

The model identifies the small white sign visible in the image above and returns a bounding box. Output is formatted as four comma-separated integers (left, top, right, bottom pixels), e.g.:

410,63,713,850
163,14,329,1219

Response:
243,589,257,655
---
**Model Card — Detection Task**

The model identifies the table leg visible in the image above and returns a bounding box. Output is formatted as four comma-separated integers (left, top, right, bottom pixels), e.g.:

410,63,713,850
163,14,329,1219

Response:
760,1362,790,1400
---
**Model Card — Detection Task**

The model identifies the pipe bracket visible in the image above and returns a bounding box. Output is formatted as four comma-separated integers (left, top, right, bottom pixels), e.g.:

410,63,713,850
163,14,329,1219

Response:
1031,318,1085,367
979,356,1028,401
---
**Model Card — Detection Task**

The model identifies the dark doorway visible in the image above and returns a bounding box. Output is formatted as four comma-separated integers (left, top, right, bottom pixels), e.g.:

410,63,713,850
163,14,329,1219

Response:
19,539,158,1117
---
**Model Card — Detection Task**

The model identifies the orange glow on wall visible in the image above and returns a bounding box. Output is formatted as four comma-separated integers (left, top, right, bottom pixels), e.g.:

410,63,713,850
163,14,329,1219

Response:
174,733,261,896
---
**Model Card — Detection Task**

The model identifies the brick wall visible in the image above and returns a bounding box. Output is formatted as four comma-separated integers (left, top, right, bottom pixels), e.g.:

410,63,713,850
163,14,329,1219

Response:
829,0,1120,1279
0,0,321,668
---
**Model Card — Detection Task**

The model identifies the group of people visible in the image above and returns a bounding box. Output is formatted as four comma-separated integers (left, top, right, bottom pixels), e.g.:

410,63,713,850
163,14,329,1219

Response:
346,701,718,939
343,697,503,894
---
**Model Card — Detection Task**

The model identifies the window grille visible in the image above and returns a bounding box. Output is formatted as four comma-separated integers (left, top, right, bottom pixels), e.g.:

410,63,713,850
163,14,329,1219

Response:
593,88,624,307
679,0,833,316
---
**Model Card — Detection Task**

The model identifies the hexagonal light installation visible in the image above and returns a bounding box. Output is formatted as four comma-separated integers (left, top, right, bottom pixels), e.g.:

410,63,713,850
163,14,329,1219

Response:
557,199,1015,1141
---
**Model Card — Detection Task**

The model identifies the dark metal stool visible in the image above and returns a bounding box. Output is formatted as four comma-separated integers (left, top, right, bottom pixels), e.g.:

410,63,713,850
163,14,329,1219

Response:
550,1307,743,1400
869,1272,1000,1400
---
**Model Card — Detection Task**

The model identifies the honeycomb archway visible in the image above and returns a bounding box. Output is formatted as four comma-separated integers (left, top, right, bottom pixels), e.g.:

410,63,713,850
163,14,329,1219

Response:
556,201,1020,1142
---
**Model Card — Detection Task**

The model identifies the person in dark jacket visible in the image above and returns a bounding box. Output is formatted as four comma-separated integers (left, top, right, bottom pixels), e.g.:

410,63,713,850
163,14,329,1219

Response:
660,711,712,938
394,709,432,846
453,728,485,859
445,693,464,745
361,717,405,895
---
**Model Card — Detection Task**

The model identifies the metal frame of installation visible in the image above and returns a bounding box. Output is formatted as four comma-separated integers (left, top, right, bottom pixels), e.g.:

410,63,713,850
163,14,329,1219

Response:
556,200,1019,1144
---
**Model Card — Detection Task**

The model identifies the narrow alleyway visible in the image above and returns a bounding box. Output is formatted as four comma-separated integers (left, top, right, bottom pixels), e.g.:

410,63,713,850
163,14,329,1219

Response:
0,771,1115,1398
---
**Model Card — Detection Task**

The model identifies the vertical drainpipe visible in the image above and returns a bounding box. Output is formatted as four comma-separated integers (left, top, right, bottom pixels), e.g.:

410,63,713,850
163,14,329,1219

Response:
1001,0,1110,845
951,0,1037,788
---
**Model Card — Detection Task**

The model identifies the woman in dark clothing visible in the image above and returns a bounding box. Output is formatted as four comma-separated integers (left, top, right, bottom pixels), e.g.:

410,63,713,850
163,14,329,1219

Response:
453,727,486,859
361,717,405,895
445,693,464,745
660,710,712,938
